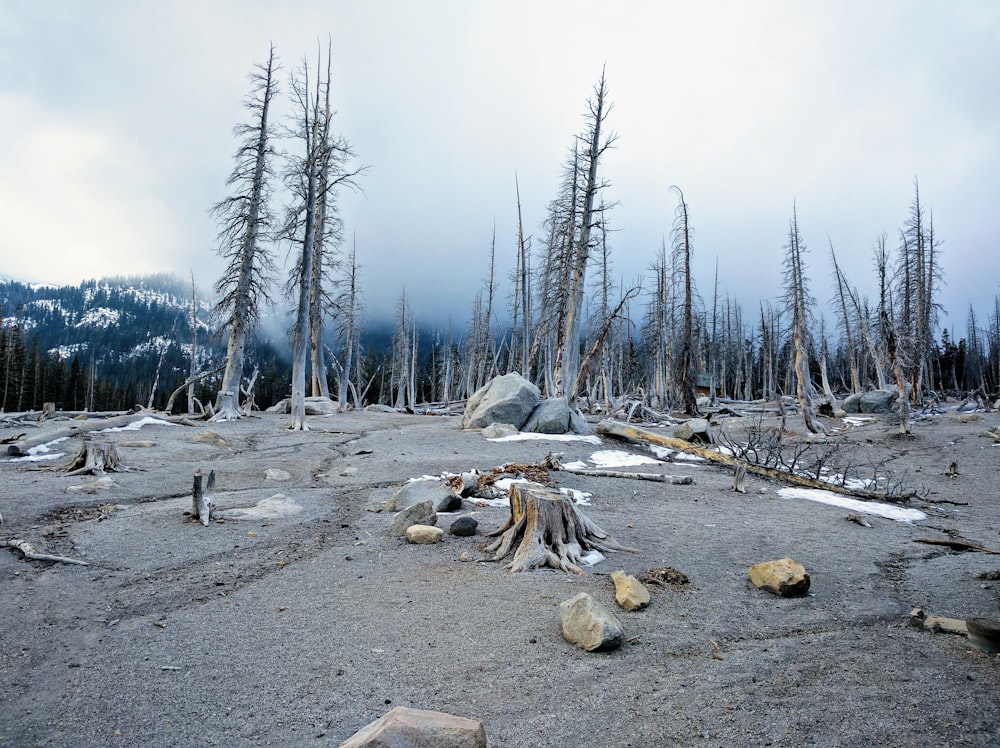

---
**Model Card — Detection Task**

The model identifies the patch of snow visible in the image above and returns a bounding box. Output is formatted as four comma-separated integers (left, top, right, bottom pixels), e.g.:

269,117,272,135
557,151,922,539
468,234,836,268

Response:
777,487,926,523
48,343,88,359
76,307,120,328
100,416,177,432
8,436,69,462
488,432,602,444
562,460,589,471
842,416,875,427
650,445,707,462
588,449,661,468
579,550,605,566
559,487,592,506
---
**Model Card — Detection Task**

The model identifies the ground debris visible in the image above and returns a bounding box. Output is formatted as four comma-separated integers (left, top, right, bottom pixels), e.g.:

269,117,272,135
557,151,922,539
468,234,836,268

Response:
641,566,690,587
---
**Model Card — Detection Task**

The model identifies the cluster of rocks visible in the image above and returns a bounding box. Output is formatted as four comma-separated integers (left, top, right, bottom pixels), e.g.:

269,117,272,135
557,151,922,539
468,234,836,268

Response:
385,478,478,543
461,373,590,435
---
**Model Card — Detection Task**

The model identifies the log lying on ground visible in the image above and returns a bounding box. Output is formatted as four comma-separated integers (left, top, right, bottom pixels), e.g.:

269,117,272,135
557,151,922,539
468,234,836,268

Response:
64,442,131,476
5,538,88,566
485,483,637,573
913,538,1000,554
597,419,913,502
6,412,195,457
560,467,693,484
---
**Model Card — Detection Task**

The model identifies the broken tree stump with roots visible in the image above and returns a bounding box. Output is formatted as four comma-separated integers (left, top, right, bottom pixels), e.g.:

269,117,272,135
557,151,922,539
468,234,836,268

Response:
64,441,130,476
485,483,637,573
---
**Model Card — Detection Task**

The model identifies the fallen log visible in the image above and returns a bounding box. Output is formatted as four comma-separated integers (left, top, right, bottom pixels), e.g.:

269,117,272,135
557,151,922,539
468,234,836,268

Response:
485,482,637,573
560,467,693,484
6,412,193,457
596,419,913,503
912,538,1000,555
5,538,89,566
910,608,968,636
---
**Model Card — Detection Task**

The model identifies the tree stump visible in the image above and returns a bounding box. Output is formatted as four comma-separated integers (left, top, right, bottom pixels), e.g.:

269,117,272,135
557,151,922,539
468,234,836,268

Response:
484,483,637,573
191,468,216,526
64,442,130,476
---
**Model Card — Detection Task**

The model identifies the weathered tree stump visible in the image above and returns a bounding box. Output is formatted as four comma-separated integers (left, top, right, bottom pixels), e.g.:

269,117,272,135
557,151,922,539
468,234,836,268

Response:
191,468,216,526
485,483,637,573
64,442,130,476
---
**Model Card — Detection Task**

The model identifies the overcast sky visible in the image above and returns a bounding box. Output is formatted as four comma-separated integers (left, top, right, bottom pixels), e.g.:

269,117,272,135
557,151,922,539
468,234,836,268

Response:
1,1,997,333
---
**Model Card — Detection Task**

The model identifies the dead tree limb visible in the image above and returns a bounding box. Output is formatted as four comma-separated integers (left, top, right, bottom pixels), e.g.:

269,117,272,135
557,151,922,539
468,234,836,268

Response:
561,467,693,484
596,419,914,502
164,365,226,414
912,538,999,554
5,538,89,566
484,482,637,573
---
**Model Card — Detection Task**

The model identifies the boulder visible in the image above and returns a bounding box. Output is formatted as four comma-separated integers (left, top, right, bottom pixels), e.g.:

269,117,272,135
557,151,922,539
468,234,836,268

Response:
386,479,457,512
568,408,592,435
364,404,397,413
674,417,714,444
406,524,444,544
842,389,898,414
522,397,572,434
387,500,436,538
696,395,713,409
748,557,810,597
462,373,540,430
264,468,291,482
449,516,478,537
610,570,651,611
559,592,624,651
338,705,487,748
481,422,519,439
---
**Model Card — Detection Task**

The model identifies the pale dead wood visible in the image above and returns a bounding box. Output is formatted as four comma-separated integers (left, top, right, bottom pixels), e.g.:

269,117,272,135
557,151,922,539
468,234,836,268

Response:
6,412,195,457
5,538,89,566
910,608,968,636
912,538,1000,554
597,419,913,503
191,469,216,526
164,365,226,414
732,463,747,493
561,467,693,484
484,483,637,573
64,442,131,476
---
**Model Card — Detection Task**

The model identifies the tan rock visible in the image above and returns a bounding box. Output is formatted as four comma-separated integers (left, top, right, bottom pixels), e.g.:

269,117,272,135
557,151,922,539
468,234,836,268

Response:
610,570,651,611
338,705,487,747
748,557,810,597
559,592,624,651
406,524,444,544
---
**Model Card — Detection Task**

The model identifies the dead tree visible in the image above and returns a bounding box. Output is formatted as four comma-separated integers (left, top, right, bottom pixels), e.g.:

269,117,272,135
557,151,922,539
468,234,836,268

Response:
783,204,825,434
670,186,700,416
191,468,216,526
485,482,637,573
211,45,279,421
64,441,130,476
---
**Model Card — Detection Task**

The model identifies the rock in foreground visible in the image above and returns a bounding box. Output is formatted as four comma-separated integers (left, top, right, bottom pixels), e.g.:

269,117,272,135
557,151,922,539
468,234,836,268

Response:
748,557,811,597
559,592,624,651
339,705,487,747
462,373,540,430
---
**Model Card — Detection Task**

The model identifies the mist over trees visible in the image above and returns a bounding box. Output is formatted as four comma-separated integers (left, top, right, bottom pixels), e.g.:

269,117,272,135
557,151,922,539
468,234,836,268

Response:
4,69,999,420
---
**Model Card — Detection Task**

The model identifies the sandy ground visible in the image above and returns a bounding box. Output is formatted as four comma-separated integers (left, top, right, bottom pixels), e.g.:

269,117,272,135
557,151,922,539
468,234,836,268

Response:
1,406,998,747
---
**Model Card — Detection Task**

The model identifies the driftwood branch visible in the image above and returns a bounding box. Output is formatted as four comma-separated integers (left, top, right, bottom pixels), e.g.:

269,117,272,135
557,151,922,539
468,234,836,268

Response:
597,419,913,503
5,538,89,566
912,538,1000,554
561,467,693,484
164,365,226,414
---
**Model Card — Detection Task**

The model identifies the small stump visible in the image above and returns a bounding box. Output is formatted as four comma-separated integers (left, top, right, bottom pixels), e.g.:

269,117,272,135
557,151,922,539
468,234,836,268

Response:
484,483,637,573
64,442,130,476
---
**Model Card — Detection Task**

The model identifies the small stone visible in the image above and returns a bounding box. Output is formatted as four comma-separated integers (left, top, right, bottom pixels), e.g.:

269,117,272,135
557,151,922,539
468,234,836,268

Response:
559,592,624,651
610,570,651,611
748,557,810,597
481,422,519,439
340,467,359,476
264,468,290,481
338,705,487,748
674,418,714,444
406,524,444,544
387,500,436,538
437,493,463,513
449,516,478,537
458,552,473,562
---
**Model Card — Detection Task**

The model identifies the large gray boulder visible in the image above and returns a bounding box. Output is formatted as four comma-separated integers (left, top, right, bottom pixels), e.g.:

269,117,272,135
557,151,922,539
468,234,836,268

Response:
387,500,437,538
841,389,898,414
462,373,541,430
386,479,457,512
523,396,572,434
674,417,714,444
